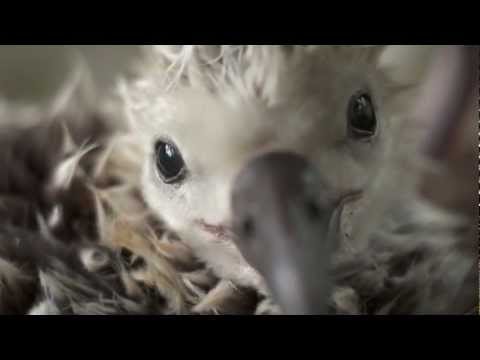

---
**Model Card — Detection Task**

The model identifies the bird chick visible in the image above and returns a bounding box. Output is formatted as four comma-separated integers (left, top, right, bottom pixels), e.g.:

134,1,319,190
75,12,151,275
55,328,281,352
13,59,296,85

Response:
120,45,477,314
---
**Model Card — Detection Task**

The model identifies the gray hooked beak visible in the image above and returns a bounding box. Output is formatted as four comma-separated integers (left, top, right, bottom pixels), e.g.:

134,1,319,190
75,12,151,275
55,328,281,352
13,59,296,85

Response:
231,152,346,315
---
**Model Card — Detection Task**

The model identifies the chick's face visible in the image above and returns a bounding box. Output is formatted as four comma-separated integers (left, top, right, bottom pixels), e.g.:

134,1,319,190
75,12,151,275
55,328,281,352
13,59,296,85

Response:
127,46,433,288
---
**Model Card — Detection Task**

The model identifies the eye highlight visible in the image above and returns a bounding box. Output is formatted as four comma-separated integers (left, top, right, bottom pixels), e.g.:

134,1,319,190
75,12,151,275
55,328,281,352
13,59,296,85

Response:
154,140,187,184
347,92,377,140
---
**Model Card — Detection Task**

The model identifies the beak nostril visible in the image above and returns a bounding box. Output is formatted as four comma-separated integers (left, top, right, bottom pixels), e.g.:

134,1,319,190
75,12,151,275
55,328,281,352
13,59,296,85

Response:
241,216,255,239
305,199,321,221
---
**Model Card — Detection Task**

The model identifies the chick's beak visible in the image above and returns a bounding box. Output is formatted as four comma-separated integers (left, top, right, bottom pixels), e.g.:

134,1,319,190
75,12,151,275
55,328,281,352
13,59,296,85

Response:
231,152,342,315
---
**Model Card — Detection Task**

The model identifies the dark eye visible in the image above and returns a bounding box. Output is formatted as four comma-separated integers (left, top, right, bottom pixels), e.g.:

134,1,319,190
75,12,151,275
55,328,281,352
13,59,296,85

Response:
154,140,186,184
347,92,377,139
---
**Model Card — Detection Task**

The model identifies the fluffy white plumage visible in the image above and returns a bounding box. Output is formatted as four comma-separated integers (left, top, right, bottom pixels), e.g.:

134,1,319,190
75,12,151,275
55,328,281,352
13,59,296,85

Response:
120,45,475,313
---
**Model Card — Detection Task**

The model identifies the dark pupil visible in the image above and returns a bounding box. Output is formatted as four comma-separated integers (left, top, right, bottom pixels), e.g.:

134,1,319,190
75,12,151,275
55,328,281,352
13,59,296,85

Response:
349,94,376,136
156,141,185,182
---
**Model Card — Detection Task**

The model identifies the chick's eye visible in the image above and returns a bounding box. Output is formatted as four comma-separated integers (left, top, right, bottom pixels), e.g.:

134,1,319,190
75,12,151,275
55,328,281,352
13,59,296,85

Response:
347,92,377,139
154,140,186,184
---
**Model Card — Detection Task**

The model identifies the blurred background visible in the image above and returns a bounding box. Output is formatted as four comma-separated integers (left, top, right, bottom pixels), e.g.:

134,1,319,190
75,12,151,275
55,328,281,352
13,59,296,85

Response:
0,45,141,105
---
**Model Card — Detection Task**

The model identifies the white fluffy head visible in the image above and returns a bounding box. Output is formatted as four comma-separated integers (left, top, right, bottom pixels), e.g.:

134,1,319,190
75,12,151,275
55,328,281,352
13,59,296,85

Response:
120,45,436,289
